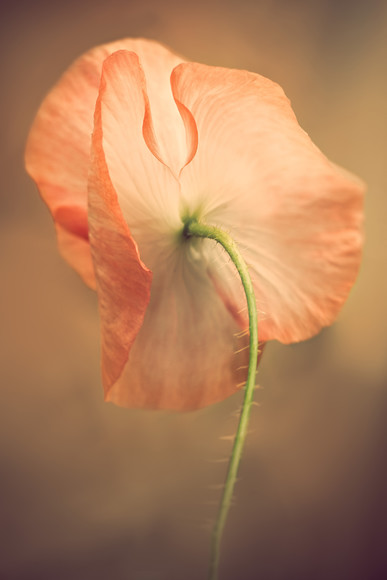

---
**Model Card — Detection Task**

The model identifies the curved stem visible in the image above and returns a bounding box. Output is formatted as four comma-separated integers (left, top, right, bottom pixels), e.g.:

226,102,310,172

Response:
184,218,259,580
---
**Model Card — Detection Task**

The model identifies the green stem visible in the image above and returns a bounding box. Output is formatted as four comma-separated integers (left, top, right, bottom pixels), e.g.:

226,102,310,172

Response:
183,218,259,580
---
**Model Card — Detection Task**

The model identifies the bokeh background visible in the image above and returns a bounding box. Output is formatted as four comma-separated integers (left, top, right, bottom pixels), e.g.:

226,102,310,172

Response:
1,0,386,579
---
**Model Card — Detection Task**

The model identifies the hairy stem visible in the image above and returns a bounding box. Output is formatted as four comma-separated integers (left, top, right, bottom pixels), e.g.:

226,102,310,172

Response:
184,218,259,580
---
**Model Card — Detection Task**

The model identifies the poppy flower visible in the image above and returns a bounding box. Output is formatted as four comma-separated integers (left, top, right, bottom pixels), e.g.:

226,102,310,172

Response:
25,39,364,411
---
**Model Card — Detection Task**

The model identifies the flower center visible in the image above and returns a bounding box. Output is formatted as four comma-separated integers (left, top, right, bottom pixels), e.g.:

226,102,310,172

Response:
182,215,199,240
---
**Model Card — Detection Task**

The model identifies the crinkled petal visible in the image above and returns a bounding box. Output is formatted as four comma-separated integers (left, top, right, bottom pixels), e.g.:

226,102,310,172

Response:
93,50,263,410
25,38,185,285
171,63,365,343
88,57,155,391
93,50,185,244
90,48,183,403
107,249,264,411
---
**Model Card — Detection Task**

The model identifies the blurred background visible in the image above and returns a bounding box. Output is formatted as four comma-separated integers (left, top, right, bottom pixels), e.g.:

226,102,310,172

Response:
1,0,386,578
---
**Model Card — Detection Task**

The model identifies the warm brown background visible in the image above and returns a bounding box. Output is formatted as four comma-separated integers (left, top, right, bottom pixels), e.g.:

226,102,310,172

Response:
1,1,386,579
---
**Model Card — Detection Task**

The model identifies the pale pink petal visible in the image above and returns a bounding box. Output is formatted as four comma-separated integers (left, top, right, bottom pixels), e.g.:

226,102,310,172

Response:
171,63,365,343
93,50,263,410
25,38,185,285
107,254,264,411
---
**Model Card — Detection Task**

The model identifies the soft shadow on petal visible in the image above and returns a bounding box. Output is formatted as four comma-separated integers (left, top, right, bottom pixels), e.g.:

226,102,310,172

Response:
172,63,365,344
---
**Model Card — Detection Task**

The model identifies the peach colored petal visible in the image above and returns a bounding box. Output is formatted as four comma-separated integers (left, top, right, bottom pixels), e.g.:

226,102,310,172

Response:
107,252,264,411
25,38,185,285
89,63,153,392
89,48,185,401
92,50,264,410
96,50,184,238
55,224,96,289
171,62,365,343
27,40,364,411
